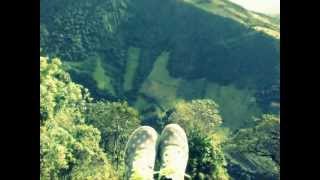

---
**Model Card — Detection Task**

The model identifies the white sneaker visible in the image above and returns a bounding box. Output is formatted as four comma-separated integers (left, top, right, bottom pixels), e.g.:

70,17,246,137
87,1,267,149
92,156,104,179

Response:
157,124,189,180
124,126,159,180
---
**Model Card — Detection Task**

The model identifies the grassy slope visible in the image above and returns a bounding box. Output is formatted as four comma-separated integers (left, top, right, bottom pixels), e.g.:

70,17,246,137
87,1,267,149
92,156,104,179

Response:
41,1,279,178
124,47,141,91
63,61,89,73
92,57,115,95
134,47,263,129
140,52,182,110
42,0,279,129
137,50,262,129
185,0,279,39
205,83,261,129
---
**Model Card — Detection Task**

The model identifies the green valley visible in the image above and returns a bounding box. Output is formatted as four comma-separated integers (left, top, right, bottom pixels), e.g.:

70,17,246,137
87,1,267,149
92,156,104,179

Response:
40,0,280,179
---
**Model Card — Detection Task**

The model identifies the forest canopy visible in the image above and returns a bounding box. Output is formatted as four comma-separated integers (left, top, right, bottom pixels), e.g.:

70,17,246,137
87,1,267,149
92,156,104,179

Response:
40,56,279,179
40,0,279,179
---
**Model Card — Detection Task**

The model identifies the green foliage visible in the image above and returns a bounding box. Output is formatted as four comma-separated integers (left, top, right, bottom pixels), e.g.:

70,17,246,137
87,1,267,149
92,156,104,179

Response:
168,99,222,136
40,0,123,61
92,57,115,95
186,0,279,36
40,56,118,179
40,56,279,179
124,47,141,91
187,131,230,180
140,51,181,109
168,99,229,179
40,24,49,51
176,78,207,100
41,0,279,123
227,114,280,164
86,101,141,172
224,114,280,179
40,0,280,178
40,56,91,123
205,83,262,129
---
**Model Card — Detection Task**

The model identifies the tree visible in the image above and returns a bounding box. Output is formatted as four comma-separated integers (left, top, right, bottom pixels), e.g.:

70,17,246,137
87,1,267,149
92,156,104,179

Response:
224,114,280,179
227,114,280,164
40,56,90,124
86,101,141,171
167,99,230,179
188,130,230,180
167,99,222,136
40,56,117,179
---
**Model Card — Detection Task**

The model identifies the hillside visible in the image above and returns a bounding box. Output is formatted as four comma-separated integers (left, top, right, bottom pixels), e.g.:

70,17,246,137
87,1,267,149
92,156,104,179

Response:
184,0,280,38
40,1,280,178
41,0,279,130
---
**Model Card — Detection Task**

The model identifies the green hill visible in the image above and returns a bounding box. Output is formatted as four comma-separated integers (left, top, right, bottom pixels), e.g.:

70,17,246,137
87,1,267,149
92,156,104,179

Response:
40,0,279,129
40,0,280,179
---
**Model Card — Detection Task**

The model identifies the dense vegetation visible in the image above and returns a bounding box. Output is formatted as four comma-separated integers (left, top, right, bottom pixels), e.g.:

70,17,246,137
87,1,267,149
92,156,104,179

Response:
40,57,279,179
225,114,280,179
40,57,118,179
40,0,280,179
86,101,140,172
166,100,229,179
40,0,279,131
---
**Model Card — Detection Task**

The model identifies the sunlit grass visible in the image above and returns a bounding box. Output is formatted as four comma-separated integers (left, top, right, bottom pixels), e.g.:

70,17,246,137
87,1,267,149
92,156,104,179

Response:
140,51,181,109
138,52,262,128
124,47,141,91
92,57,115,95
205,83,261,129
253,26,280,39
184,0,279,38
63,60,93,73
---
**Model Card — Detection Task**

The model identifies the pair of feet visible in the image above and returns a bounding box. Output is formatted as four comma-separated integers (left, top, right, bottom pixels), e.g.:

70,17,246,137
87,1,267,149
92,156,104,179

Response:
124,124,189,180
